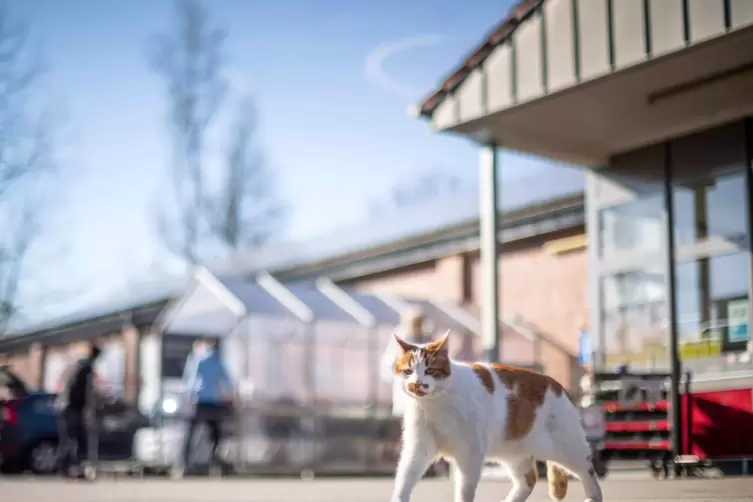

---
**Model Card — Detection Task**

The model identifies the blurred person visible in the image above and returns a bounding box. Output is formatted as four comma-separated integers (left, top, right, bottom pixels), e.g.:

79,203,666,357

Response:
380,308,428,417
172,337,234,479
55,343,103,478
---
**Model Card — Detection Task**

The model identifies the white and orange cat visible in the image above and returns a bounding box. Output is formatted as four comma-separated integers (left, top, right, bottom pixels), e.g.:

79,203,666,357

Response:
390,331,602,502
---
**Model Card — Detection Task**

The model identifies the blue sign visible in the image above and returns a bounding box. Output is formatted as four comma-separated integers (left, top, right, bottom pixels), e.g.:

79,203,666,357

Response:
731,322,749,343
728,300,749,343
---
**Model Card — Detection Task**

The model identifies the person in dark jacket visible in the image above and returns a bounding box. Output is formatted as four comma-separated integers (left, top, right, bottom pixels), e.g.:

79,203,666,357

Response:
55,343,102,477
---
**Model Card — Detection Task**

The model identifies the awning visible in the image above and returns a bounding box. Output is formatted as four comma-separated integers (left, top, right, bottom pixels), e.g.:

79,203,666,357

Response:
416,0,753,165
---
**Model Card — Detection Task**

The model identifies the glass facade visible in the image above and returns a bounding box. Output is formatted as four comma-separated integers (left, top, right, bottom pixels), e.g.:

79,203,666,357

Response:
671,122,750,363
590,119,752,372
591,144,670,370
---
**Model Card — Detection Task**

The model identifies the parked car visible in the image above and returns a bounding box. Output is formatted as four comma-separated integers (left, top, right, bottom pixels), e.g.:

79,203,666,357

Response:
0,365,59,474
0,365,149,474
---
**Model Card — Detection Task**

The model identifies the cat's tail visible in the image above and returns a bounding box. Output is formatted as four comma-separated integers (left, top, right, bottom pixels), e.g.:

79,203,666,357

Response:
546,461,569,501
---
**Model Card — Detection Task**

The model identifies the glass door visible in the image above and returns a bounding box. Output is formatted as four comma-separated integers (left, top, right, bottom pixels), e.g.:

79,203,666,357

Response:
669,121,750,368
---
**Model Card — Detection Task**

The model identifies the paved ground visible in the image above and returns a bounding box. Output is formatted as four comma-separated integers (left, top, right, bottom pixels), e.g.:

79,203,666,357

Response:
1,475,752,502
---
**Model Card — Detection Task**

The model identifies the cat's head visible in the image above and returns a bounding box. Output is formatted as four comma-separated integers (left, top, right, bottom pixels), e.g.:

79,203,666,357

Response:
393,330,452,399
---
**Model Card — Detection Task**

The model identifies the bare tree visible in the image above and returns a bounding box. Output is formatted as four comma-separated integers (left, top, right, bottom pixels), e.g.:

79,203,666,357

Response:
150,0,286,264
148,0,227,265
0,3,56,333
206,95,286,253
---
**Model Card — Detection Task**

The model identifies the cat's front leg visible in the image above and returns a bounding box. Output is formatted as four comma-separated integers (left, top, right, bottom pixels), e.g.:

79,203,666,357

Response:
452,453,485,502
501,457,538,502
391,430,437,502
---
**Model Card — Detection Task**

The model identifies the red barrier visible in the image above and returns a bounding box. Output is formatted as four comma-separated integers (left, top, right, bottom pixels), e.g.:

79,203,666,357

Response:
683,388,753,458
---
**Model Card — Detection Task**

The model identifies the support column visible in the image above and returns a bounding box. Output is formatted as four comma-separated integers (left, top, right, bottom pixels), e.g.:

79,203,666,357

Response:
479,144,501,362
122,321,140,405
663,142,682,462
744,118,753,359
27,342,44,391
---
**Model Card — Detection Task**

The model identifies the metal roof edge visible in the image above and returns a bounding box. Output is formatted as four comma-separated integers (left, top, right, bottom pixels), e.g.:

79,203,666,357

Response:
275,194,584,280
0,299,168,353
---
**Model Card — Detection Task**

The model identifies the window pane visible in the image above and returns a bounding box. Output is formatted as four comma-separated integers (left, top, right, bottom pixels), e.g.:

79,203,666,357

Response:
598,196,665,263
673,172,747,248
601,269,668,370
676,253,750,358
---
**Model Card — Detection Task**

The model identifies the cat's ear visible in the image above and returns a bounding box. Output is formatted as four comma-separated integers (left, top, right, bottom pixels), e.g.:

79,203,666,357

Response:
426,330,450,354
393,333,417,354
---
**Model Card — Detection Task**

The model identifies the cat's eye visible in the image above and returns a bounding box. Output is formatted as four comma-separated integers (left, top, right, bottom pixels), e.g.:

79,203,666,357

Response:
402,369,413,376
425,368,435,376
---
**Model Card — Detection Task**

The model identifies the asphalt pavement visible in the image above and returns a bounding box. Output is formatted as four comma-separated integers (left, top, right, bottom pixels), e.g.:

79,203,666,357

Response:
1,475,752,501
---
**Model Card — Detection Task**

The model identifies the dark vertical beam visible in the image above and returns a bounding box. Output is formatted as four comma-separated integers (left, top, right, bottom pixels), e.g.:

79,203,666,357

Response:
510,40,518,105
744,118,753,357
462,253,473,304
683,371,693,456
480,144,501,362
681,0,690,45
540,5,549,93
572,0,581,82
606,0,615,70
695,187,711,342
643,0,653,58
39,344,47,392
480,61,489,116
723,0,732,31
663,141,683,461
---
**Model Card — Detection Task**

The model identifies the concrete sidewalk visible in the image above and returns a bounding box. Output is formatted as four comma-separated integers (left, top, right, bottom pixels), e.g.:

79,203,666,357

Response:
1,475,751,501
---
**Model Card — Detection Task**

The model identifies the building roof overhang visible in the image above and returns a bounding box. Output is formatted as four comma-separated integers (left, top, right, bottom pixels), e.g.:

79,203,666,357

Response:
417,0,753,165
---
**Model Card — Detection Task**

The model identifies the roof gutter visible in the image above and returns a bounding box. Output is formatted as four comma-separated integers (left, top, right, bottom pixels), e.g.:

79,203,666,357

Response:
276,195,584,281
415,0,543,118
0,300,167,353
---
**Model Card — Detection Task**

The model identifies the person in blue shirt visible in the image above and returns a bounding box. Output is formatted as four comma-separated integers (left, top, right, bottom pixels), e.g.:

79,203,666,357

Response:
173,337,234,478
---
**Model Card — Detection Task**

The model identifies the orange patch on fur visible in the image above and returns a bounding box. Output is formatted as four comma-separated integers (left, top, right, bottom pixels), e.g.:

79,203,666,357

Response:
524,463,538,489
546,462,569,501
423,349,451,379
490,363,566,441
394,352,415,374
406,382,427,396
471,363,495,394
424,337,446,352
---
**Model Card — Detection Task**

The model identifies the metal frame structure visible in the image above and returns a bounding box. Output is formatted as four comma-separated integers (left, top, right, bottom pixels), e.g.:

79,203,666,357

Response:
143,267,549,475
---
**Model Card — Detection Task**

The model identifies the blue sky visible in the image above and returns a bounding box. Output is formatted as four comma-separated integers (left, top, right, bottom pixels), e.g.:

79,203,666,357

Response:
9,0,578,324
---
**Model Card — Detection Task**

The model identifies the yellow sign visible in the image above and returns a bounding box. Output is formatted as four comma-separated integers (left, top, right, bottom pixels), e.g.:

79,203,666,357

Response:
603,338,721,368
679,338,721,360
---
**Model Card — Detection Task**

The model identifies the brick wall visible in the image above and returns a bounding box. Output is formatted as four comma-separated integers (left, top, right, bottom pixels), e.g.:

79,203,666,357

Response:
342,226,588,389
347,261,443,299
474,227,589,356
1,324,145,404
